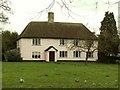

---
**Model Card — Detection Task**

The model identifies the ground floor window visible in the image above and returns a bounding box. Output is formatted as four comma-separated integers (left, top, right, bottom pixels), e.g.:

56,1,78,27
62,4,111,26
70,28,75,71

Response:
32,52,41,58
59,51,67,57
87,51,93,58
73,51,81,58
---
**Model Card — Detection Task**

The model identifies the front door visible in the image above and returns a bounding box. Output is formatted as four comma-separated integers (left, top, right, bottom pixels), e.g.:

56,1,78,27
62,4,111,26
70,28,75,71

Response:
49,51,55,61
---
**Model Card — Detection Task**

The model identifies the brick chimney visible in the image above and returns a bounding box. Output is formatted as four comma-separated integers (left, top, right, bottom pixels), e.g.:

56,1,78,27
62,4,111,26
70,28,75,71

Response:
48,12,54,23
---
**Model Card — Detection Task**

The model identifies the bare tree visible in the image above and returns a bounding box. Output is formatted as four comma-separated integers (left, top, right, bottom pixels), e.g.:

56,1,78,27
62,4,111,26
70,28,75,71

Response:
32,0,119,21
66,39,98,65
0,0,11,23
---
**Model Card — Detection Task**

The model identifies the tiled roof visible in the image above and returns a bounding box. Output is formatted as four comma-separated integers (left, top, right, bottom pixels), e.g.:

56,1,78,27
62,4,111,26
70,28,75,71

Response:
19,21,97,40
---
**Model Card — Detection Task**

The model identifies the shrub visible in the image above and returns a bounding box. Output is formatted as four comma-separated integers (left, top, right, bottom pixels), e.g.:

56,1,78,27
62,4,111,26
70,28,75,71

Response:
6,49,22,62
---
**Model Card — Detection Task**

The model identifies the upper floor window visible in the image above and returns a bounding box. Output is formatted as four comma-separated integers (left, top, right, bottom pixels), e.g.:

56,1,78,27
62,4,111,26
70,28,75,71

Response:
60,39,67,46
87,51,93,58
74,40,79,46
32,38,41,45
32,52,41,59
59,51,67,57
73,51,81,58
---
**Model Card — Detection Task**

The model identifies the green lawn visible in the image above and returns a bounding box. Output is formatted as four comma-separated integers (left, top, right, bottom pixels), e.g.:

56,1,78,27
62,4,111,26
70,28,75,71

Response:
2,62,118,88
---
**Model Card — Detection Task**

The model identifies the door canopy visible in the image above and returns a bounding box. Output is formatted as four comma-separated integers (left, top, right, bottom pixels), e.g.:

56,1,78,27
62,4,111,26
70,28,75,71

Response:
45,46,58,52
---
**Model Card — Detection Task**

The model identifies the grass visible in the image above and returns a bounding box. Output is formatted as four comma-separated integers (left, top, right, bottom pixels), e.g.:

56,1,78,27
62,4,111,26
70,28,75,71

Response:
2,62,118,88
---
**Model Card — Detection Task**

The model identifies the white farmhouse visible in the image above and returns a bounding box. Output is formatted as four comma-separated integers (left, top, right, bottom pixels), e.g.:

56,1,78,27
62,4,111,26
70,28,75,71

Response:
17,12,98,62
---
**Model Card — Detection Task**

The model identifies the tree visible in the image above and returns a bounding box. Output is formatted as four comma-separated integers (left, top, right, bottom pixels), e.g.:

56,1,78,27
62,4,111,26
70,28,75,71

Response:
0,0,11,23
98,11,119,63
67,39,97,65
34,0,119,22
2,30,18,61
0,33,1,61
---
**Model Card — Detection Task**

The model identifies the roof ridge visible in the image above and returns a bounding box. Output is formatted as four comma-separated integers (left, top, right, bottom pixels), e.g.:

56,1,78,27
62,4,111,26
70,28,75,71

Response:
29,21,83,25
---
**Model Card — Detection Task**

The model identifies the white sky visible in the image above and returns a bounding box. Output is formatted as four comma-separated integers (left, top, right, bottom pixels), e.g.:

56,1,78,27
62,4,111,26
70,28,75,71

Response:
4,0,120,34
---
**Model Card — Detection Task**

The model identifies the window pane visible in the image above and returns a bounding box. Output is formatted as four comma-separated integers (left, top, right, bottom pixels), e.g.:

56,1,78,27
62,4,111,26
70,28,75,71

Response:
74,40,79,46
63,40,64,45
37,39,40,45
60,39,64,45
62,51,64,57
60,39,62,45
73,51,81,57
32,39,34,45
35,39,37,45
34,52,37,58
32,38,41,45
60,39,67,45
32,52,34,58
79,51,81,57
60,51,67,57
39,39,40,45
65,51,67,57
38,52,40,58
87,51,93,58
64,40,67,45
38,55,40,58
35,55,37,58
60,51,61,57
73,51,75,57
76,51,78,57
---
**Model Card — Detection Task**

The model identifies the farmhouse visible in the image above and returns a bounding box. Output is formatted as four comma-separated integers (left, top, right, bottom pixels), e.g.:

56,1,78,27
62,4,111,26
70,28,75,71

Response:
17,12,98,62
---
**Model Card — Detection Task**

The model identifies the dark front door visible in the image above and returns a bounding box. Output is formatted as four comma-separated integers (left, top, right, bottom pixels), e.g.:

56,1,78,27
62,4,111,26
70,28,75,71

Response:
49,51,55,61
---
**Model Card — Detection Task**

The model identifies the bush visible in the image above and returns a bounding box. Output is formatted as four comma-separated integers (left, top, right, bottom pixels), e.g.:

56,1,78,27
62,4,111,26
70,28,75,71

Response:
6,49,22,62
98,52,120,64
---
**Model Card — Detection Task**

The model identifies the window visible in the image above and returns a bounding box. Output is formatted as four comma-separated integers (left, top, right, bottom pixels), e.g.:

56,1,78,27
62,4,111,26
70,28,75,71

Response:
74,40,79,46
59,51,67,57
73,51,81,58
32,52,41,59
60,39,67,45
32,38,41,45
87,51,93,58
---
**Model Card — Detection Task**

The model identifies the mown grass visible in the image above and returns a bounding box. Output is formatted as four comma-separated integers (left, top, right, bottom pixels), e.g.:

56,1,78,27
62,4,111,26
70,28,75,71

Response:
2,62,118,88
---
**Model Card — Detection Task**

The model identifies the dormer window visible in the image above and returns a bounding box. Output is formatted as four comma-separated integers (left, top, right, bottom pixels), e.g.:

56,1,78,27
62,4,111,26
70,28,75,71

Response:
60,39,67,46
32,38,41,45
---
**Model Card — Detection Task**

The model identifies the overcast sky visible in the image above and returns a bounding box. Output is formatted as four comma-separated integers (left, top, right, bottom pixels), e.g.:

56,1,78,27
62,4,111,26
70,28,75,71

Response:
4,0,120,34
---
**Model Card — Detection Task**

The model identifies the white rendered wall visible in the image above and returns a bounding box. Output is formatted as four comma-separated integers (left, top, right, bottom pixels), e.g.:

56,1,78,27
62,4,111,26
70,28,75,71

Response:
18,38,98,61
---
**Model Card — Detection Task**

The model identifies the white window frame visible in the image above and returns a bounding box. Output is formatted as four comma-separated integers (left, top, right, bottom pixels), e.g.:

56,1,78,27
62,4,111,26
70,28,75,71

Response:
32,52,41,59
60,39,67,46
32,38,41,46
87,51,93,58
74,39,79,46
59,51,67,57
73,51,81,58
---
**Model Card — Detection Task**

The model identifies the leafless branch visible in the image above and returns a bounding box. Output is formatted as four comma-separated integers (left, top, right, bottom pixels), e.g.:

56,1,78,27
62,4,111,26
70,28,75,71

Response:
66,39,97,53
32,0,85,21
31,0,119,25
0,0,12,23
0,0,11,11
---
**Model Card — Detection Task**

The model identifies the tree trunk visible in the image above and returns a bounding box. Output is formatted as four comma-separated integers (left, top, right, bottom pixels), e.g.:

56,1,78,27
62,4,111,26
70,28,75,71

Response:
85,49,90,65
4,52,8,62
85,52,88,65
